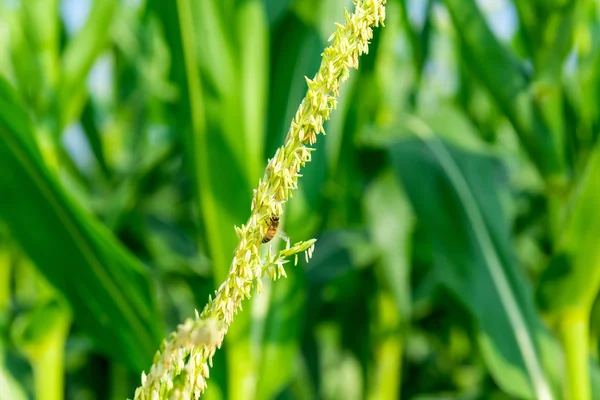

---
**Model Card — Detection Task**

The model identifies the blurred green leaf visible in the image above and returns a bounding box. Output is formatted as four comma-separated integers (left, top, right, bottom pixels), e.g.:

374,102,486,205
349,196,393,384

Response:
191,0,236,98
264,0,294,26
305,230,374,285
7,10,43,112
536,139,600,399
443,0,566,184
12,298,70,400
80,100,111,178
386,134,555,399
537,141,600,314
364,171,411,399
0,77,162,371
266,12,322,155
0,356,27,400
60,0,119,128
14,0,60,116
237,0,269,182
255,263,307,399
398,0,434,105
364,170,413,320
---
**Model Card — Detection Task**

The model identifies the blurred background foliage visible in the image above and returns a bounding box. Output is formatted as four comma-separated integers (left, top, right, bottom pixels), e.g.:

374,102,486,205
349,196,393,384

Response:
1,0,600,399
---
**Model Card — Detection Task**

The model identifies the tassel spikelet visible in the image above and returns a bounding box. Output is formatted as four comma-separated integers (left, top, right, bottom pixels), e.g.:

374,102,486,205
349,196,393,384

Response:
134,1,386,398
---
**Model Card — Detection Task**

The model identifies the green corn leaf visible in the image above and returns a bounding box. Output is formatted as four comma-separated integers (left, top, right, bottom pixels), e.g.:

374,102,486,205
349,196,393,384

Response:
0,359,27,400
537,141,600,314
443,0,566,185
536,140,600,400
0,77,162,371
387,133,556,400
14,0,60,116
59,0,119,128
364,170,413,320
364,171,412,399
255,263,307,400
236,0,269,183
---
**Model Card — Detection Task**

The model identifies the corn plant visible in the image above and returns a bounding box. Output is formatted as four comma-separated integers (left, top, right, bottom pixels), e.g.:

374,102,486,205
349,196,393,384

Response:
0,0,599,399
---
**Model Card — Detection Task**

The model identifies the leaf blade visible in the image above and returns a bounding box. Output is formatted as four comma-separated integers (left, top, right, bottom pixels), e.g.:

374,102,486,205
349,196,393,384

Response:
0,77,162,371
387,131,554,399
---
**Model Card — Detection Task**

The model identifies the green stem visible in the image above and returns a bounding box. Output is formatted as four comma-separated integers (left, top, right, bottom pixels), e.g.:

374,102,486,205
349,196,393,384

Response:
25,303,71,400
367,293,402,400
33,334,65,400
547,188,568,250
560,308,590,400
0,244,10,310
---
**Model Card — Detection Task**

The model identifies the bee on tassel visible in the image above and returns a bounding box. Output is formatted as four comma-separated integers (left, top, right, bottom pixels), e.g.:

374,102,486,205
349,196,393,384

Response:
261,215,290,249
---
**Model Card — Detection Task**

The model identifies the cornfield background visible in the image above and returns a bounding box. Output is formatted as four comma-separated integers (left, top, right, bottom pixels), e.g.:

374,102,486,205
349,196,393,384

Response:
1,0,600,399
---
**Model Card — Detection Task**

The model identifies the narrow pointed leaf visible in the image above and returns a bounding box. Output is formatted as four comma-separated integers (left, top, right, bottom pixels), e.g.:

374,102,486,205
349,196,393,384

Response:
387,135,555,399
537,141,600,313
443,0,566,183
0,78,162,371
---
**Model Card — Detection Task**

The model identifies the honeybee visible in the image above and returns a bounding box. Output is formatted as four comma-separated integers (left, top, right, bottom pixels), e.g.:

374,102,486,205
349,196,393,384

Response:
262,215,280,243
